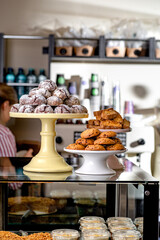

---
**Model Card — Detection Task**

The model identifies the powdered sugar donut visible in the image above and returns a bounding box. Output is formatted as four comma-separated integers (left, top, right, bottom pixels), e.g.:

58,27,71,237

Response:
19,105,35,113
19,94,33,105
38,79,57,92
34,104,54,113
31,95,47,105
71,105,88,113
53,88,70,100
29,88,51,98
64,96,80,106
54,104,73,113
47,96,63,106
10,104,21,112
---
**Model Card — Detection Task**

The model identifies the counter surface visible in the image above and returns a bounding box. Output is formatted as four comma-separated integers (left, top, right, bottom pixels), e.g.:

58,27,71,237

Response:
0,157,158,183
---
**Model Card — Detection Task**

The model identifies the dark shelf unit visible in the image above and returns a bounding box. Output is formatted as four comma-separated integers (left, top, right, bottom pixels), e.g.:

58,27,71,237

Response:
0,34,160,81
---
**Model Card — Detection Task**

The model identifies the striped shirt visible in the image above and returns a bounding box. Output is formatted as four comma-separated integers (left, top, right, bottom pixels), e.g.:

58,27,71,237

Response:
0,124,16,157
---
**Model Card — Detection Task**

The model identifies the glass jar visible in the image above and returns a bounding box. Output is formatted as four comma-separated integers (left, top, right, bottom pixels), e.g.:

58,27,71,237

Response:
106,217,133,225
82,229,110,240
134,217,143,227
112,230,142,240
80,223,107,232
109,223,136,233
108,220,134,228
79,216,105,224
51,229,80,240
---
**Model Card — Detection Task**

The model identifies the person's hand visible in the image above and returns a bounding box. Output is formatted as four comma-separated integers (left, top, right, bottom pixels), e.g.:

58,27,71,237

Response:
24,148,33,157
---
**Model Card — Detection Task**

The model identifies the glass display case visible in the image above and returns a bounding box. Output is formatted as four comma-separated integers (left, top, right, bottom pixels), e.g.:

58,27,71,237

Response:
0,157,159,239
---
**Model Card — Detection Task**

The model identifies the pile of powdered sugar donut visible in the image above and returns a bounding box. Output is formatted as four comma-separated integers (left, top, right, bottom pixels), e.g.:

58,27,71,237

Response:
10,79,88,114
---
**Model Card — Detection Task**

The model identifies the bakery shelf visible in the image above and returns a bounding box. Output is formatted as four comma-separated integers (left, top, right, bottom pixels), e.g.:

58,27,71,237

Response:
7,83,39,87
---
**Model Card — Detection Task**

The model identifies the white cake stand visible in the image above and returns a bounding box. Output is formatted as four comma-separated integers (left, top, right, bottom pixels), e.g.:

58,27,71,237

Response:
64,148,127,175
10,112,88,173
96,128,132,133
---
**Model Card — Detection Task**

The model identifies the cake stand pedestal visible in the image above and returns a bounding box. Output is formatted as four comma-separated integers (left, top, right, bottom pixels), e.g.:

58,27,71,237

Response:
64,148,126,175
10,112,88,173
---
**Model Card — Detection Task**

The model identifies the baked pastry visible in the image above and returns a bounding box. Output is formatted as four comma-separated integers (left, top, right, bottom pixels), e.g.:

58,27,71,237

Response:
94,137,115,145
85,144,106,151
100,120,122,129
0,231,22,239
81,128,101,139
38,79,57,92
66,143,85,150
106,143,125,151
113,137,122,144
53,87,70,100
64,96,80,106
113,112,123,123
97,131,117,138
76,138,94,146
8,196,56,213
88,119,100,126
101,108,117,120
19,105,35,113
93,110,102,117
29,87,51,98
71,105,88,113
87,124,101,129
47,96,63,106
34,104,54,113
54,104,73,113
123,118,130,129
31,95,47,105
19,94,32,105
10,103,21,112
25,232,52,240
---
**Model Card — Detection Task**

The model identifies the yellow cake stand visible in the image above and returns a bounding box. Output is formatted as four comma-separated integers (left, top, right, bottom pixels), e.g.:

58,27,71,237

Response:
10,112,88,173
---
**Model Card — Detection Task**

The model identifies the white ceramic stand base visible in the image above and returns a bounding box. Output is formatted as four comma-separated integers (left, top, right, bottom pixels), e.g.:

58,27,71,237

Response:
10,112,88,173
64,149,126,175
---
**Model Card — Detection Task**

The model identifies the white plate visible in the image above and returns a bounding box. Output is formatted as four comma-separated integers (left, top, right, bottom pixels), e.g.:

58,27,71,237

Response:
97,128,132,133
64,148,127,175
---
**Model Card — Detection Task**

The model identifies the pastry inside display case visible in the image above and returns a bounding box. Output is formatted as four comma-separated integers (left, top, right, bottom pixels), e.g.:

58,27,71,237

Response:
7,183,107,230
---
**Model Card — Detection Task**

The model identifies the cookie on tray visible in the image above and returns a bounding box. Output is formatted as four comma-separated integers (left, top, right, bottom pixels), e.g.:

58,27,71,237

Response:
88,119,100,126
66,143,85,150
10,103,21,112
38,79,57,92
123,118,130,129
76,138,94,146
100,120,122,129
87,124,101,129
97,131,117,138
101,108,117,120
85,144,106,151
81,128,101,139
113,112,123,123
47,96,63,106
106,143,125,151
94,138,115,145
64,96,80,106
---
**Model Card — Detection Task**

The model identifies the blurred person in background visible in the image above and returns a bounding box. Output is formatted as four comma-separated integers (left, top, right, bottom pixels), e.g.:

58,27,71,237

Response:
0,83,33,157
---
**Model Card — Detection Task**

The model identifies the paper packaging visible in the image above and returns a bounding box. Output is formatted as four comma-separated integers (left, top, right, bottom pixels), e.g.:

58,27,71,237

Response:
126,47,142,58
156,48,160,58
74,45,95,57
55,46,73,56
106,46,126,57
